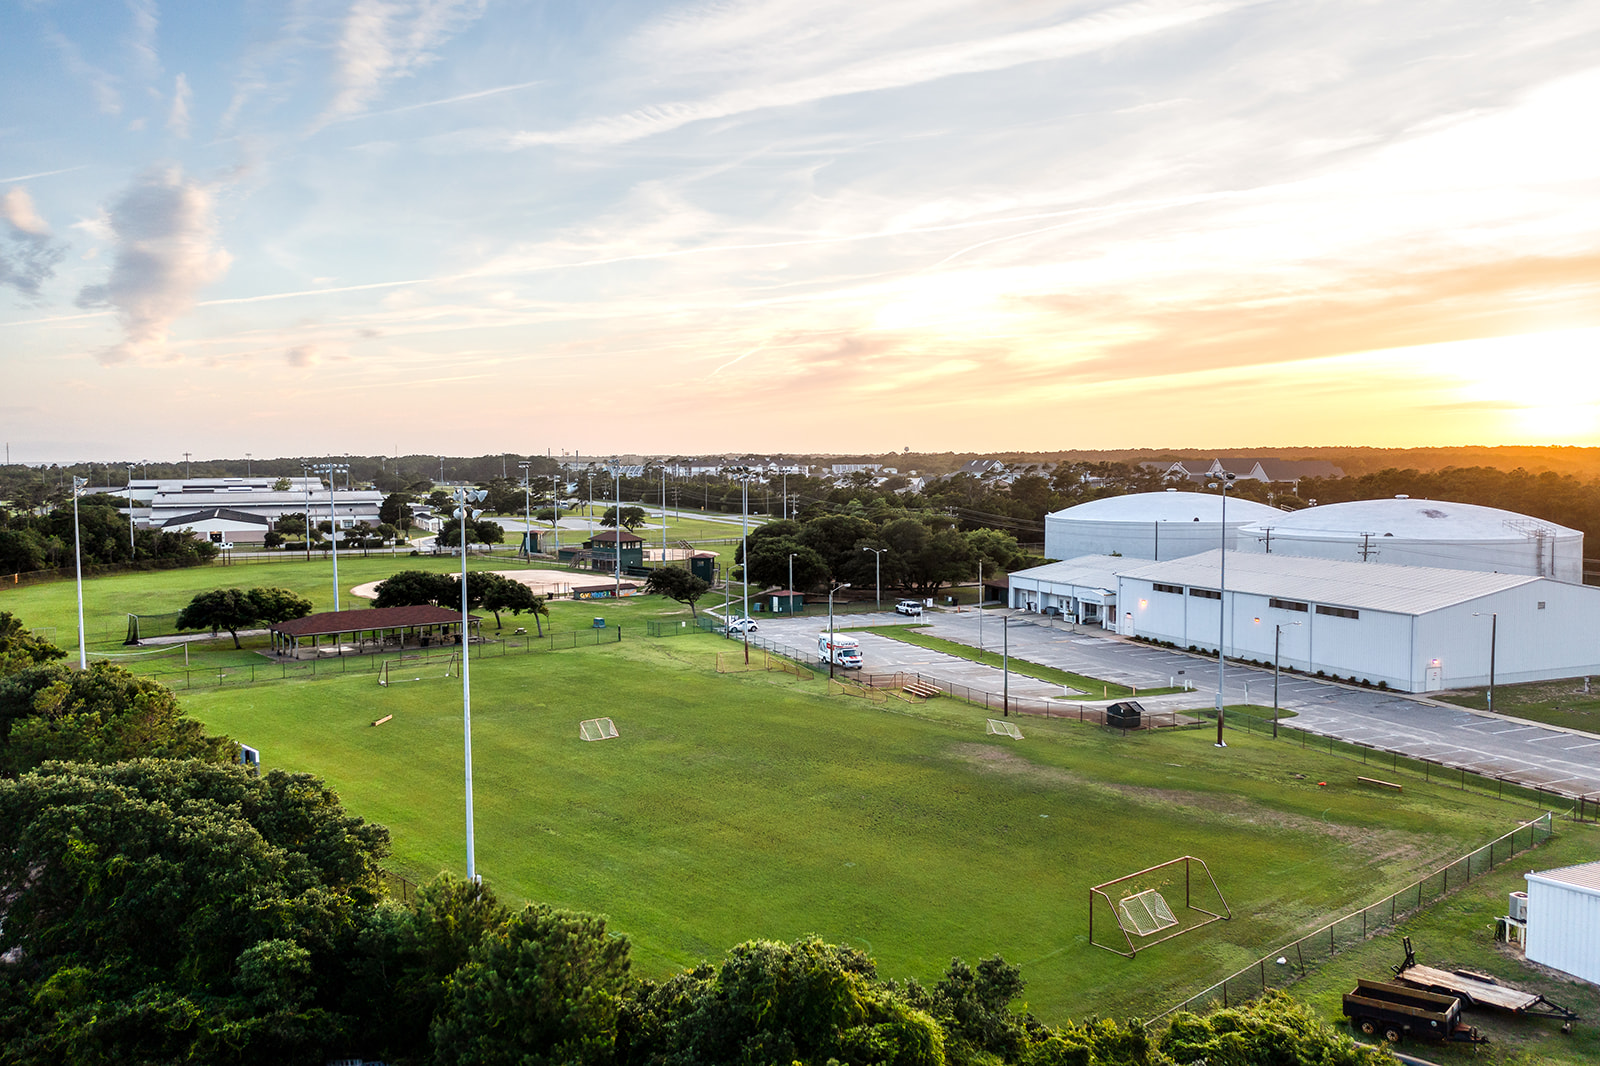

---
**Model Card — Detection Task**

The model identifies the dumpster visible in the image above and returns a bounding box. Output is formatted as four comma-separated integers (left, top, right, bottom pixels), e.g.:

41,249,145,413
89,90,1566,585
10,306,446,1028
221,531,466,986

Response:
1105,701,1144,729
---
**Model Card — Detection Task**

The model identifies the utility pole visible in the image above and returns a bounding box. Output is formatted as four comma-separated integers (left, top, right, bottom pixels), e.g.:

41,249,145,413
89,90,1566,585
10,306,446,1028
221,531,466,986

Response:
1357,532,1379,561
183,451,192,478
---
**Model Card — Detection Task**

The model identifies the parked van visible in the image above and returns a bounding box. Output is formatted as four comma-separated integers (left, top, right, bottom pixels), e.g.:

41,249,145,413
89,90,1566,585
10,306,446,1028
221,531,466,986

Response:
818,632,863,669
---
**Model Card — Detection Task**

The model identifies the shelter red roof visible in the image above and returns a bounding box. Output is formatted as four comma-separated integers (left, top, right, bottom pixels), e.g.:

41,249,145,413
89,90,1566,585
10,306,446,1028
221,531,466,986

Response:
270,605,476,637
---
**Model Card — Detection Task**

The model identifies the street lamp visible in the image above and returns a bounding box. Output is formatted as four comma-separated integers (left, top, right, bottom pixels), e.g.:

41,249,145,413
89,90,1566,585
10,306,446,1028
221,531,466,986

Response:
1473,611,1498,713
453,486,488,882
311,462,350,610
126,464,136,557
1272,620,1302,738
72,476,87,670
827,581,851,680
1002,613,1019,716
518,461,533,559
608,461,623,601
788,552,798,606
861,546,886,610
1206,472,1237,747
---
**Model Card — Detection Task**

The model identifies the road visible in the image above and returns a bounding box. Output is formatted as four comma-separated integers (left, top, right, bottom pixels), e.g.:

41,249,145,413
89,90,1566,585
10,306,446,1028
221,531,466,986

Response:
727,606,1600,799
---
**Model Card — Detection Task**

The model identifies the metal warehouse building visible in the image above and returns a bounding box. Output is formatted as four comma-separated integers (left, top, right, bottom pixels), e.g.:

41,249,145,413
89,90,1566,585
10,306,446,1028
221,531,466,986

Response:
1114,550,1600,693
1044,490,1282,562
1236,497,1583,583
1006,555,1124,627
1525,862,1600,986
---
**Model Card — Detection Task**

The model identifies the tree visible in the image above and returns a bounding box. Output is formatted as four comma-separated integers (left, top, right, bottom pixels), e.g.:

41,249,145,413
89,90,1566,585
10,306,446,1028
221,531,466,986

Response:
263,529,285,549
272,476,292,491
379,491,414,529
744,539,828,591
0,759,389,1064
0,610,65,676
601,505,648,532
373,570,457,609
431,904,632,1066
246,587,314,624
0,660,232,776
438,517,505,548
175,587,259,648
477,575,547,633
643,566,710,617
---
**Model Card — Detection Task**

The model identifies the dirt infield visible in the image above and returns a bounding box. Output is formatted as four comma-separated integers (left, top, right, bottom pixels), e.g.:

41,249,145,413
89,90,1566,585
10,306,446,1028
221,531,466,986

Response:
350,569,624,600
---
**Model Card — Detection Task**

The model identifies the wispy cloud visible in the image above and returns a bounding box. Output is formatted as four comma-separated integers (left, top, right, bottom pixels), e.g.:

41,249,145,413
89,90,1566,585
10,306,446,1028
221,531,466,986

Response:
75,167,232,363
512,0,1257,146
316,0,488,129
0,188,67,299
45,27,123,115
168,73,192,137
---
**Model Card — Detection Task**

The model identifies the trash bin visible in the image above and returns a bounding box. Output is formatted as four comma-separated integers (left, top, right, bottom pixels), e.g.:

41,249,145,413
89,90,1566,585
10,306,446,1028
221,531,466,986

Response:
592,617,606,628
1105,701,1144,729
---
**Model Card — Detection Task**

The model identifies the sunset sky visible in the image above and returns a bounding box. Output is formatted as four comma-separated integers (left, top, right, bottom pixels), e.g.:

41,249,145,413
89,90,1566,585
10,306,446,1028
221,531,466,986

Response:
3,0,1599,464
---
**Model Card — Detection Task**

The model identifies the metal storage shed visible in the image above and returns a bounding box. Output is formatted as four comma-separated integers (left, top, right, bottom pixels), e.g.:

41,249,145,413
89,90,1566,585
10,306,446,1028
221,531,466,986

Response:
1525,861,1600,986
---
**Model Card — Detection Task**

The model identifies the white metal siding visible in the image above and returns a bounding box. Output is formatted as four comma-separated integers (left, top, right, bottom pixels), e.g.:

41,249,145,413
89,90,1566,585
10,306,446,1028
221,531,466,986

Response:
1525,878,1600,984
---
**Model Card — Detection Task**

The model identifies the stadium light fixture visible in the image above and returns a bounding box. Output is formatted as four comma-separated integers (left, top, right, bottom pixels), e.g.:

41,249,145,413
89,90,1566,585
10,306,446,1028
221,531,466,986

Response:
453,486,489,882
609,461,622,601
312,462,350,610
72,476,87,670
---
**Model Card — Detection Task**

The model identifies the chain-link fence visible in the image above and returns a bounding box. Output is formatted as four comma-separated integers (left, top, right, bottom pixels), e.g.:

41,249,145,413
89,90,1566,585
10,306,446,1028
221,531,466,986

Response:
1153,812,1555,1021
102,625,623,691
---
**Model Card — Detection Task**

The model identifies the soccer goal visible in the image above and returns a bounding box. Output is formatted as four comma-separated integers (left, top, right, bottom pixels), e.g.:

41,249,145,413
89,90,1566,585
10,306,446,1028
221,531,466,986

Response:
1089,855,1231,958
378,652,460,686
579,717,619,742
986,718,1024,739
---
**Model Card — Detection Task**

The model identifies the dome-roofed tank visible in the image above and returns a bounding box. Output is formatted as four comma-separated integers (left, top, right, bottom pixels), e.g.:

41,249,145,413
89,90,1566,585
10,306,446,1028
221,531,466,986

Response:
1044,489,1282,562
1235,497,1582,582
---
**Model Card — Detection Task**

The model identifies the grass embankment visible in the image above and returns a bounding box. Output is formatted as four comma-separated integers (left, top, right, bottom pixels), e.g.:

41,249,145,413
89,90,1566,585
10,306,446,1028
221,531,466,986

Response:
1288,823,1600,1066
1437,679,1600,736
854,624,1181,699
184,631,1534,1023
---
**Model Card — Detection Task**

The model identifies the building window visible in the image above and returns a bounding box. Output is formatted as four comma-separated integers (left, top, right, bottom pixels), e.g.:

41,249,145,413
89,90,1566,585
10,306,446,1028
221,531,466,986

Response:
1269,597,1308,612
1153,583,1183,594
1316,605,1359,619
1189,588,1221,600
1537,601,1546,610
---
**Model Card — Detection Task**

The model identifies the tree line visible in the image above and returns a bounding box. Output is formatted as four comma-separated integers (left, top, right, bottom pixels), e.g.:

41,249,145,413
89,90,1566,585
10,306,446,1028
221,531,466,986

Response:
0,615,1387,1064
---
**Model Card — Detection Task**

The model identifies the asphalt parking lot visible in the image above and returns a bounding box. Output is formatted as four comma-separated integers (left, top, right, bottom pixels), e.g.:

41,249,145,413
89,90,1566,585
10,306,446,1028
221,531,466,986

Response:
724,605,1600,798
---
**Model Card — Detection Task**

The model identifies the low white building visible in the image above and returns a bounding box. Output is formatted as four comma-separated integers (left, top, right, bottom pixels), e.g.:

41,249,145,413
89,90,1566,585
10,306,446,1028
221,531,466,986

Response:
1006,556,1124,627
1525,862,1600,986
1114,550,1600,692
157,507,272,545
146,483,382,532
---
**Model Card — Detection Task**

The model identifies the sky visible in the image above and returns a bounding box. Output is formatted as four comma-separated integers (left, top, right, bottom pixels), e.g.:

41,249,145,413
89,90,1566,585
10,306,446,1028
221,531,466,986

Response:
3,0,1599,465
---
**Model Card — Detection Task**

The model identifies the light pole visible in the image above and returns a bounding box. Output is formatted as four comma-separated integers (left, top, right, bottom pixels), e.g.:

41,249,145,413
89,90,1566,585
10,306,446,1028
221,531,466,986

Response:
827,581,850,680
454,486,488,882
245,452,252,476
1002,613,1016,716
518,461,533,559
609,461,622,601
1473,611,1498,713
862,546,886,610
1207,472,1237,747
72,476,87,670
788,552,797,604
1272,620,1302,738
126,464,136,556
313,462,350,610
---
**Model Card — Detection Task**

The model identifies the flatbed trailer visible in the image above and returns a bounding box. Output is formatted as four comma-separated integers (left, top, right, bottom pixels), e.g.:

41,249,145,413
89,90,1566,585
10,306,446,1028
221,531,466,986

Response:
1393,937,1578,1031
1343,979,1486,1045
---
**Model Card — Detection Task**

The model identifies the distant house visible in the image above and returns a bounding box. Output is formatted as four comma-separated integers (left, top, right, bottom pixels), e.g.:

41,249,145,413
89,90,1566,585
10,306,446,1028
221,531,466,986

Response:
1142,458,1343,486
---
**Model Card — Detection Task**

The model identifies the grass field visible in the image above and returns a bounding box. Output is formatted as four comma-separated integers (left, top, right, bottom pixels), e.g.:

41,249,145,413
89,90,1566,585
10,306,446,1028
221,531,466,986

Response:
1437,679,1600,736
1288,824,1600,1065
853,624,1181,699
181,630,1538,1023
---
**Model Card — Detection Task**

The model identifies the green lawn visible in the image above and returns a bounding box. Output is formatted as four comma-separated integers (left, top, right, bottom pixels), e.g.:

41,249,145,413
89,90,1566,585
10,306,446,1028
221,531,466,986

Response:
182,632,1534,1023
852,624,1181,699
1286,824,1600,1065
1436,679,1600,736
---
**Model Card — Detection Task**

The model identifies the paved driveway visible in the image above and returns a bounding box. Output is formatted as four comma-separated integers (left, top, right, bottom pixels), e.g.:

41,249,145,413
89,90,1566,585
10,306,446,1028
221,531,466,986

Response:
732,607,1600,798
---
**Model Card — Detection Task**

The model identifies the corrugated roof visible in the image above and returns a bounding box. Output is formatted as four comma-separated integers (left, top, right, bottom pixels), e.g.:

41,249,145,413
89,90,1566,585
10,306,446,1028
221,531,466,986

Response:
1116,549,1539,614
1009,555,1127,591
1527,861,1600,896
270,605,476,637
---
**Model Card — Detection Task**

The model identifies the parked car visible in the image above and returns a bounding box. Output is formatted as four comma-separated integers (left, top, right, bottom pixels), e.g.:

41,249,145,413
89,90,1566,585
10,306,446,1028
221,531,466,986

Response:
720,617,759,633
895,599,924,616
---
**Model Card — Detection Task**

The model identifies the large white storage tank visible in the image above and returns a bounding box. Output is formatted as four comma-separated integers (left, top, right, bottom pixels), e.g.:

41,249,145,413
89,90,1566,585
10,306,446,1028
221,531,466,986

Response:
1235,498,1583,582
1525,862,1600,985
1044,491,1282,562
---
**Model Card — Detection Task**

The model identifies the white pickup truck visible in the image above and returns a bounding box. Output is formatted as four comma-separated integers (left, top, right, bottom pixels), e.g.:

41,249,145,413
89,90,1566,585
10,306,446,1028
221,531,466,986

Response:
894,599,924,616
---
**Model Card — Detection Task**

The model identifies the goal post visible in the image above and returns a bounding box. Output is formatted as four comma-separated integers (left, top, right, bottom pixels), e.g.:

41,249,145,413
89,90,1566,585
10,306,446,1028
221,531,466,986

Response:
579,717,619,742
986,719,1023,739
1089,855,1230,958
378,652,460,686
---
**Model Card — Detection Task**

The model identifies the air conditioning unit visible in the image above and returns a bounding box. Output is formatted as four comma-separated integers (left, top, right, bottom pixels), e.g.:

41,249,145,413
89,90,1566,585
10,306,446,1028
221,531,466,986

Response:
1509,891,1528,922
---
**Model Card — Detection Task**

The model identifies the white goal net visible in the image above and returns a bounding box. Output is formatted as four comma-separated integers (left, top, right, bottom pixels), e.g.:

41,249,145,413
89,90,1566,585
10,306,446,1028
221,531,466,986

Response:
1117,889,1179,937
986,719,1023,739
579,717,619,742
